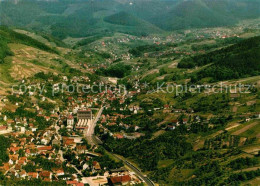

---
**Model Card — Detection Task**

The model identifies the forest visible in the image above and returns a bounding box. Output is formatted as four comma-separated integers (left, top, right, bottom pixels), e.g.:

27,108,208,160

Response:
96,63,132,78
178,36,260,81
101,127,192,171
0,36,13,63
0,136,11,165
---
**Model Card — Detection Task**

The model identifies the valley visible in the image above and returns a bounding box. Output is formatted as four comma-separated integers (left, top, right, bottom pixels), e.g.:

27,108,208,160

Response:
0,0,259,185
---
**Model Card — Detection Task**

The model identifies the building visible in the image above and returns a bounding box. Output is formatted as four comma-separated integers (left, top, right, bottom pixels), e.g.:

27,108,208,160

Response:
67,115,74,130
76,109,92,130
108,175,131,185
77,109,92,120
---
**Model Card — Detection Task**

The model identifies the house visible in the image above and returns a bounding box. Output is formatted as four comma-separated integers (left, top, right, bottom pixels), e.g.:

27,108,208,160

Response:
109,175,131,185
39,171,52,180
20,170,27,179
8,154,19,165
93,161,101,170
64,139,75,147
52,138,60,146
28,172,39,179
8,168,18,177
164,104,170,109
0,163,9,172
67,115,74,130
82,163,89,170
37,146,52,151
172,120,179,126
182,118,188,124
134,126,140,131
53,168,64,176
9,147,20,154
174,109,184,113
168,125,176,130
114,134,124,139
29,124,37,132
163,109,171,113
0,125,7,131
63,76,68,82
17,159,26,166
7,119,15,124
76,145,87,154
15,164,21,171
45,116,50,121
20,127,26,133
66,180,84,185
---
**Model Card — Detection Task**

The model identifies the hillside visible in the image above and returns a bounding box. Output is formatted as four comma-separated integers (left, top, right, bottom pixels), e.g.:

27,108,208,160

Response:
151,0,260,30
0,27,59,54
104,12,148,27
0,34,13,63
94,34,260,185
0,0,259,38
103,11,162,35
150,0,235,30
0,27,86,94
178,36,260,81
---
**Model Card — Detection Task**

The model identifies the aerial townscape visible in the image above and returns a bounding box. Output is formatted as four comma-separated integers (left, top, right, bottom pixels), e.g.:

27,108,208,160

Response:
0,0,259,185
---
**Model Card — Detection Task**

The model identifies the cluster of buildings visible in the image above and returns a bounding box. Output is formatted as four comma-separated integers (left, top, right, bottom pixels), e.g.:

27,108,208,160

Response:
0,74,149,185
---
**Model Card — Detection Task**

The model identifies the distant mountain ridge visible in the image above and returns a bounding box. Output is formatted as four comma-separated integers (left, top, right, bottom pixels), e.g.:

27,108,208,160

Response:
0,0,259,38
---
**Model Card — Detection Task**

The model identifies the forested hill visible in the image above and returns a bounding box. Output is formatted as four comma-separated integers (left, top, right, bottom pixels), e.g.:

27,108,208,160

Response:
0,0,259,38
178,36,260,81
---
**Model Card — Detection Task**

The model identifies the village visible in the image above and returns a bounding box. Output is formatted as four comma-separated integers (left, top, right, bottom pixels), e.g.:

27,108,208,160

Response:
0,74,147,185
0,66,259,185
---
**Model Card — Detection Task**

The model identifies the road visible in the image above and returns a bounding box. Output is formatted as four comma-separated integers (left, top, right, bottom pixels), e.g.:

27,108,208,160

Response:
70,164,83,176
90,135,155,186
86,106,104,145
58,150,65,162
86,107,155,186
86,106,104,137
109,152,155,186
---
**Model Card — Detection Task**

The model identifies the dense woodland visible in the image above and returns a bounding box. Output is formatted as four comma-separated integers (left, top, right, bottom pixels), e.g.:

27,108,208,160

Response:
0,36,13,63
178,36,260,81
101,128,192,171
96,63,132,78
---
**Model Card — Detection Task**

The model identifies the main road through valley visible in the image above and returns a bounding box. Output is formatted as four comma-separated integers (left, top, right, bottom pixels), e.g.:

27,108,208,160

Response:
85,107,155,186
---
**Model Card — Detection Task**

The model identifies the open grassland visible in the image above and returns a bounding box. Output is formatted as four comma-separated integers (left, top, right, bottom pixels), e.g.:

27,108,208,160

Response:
157,159,174,169
168,168,194,182
232,121,259,136
241,177,260,186
9,43,60,81
239,122,260,138
14,29,55,47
